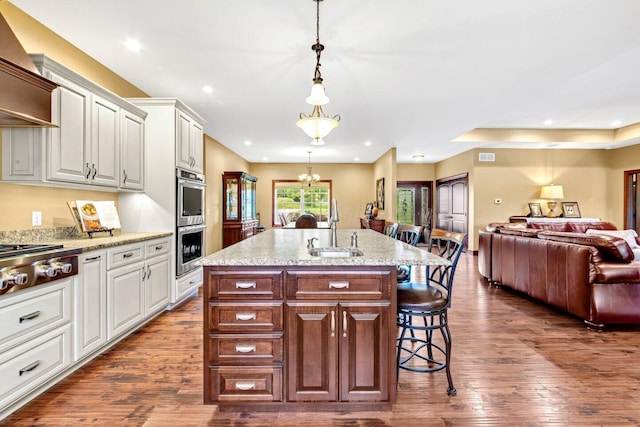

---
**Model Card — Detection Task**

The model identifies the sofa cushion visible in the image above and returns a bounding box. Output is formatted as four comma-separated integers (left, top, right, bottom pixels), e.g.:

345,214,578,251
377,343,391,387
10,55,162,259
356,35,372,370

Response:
586,229,639,248
528,222,570,231
538,231,634,263
568,221,617,233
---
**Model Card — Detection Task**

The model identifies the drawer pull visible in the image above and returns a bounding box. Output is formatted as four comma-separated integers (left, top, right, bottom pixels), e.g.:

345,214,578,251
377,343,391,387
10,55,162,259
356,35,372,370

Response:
235,345,256,353
19,311,41,323
329,281,349,289
19,360,40,376
122,252,134,259
235,382,256,391
155,245,163,251
235,312,257,321
235,281,257,289
85,255,101,262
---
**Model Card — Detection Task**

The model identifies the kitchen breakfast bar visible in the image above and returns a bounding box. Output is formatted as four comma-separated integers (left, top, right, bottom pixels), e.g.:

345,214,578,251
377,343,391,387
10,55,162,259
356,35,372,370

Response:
199,228,449,411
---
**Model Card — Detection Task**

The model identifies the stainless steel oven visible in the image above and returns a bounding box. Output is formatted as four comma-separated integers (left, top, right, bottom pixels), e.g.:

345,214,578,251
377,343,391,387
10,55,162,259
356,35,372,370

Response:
176,224,206,276
176,168,205,227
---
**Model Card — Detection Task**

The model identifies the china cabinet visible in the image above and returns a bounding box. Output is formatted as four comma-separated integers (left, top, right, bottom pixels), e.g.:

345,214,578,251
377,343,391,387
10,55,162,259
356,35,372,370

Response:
222,171,258,248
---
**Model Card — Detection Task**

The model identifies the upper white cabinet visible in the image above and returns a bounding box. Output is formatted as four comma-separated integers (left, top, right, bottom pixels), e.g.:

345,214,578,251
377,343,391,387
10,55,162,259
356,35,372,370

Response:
176,109,204,173
1,54,147,191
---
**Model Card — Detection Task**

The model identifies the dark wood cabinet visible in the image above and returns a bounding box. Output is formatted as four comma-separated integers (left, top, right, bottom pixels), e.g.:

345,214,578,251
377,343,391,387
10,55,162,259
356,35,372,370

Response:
360,218,386,233
222,171,258,248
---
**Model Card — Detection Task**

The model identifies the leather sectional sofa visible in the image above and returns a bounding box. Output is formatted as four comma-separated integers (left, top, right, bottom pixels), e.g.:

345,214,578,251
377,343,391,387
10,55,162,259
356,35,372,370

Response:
478,220,640,329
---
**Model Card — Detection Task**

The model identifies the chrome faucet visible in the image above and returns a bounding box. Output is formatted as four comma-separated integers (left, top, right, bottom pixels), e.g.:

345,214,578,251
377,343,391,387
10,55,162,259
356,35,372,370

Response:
330,199,339,247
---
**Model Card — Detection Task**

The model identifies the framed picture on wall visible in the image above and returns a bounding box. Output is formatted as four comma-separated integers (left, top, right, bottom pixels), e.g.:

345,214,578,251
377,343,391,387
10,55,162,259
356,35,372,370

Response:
562,202,581,218
376,178,385,210
364,202,374,218
528,202,543,218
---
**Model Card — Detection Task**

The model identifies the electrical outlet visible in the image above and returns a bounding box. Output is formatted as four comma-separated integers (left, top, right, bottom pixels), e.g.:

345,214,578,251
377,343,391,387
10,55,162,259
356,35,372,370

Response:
32,211,42,227
494,198,502,205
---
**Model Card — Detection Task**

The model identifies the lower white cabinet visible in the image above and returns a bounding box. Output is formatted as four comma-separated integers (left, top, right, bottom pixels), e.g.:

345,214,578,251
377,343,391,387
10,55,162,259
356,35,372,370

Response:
0,279,73,418
175,267,203,304
106,237,171,341
73,251,107,360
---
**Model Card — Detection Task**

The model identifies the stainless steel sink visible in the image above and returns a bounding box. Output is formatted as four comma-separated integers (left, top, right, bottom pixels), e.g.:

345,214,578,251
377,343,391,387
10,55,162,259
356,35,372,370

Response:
309,247,364,258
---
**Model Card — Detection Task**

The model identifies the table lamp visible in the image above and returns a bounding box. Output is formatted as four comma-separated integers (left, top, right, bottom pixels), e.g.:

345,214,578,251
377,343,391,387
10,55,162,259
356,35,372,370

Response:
540,184,564,217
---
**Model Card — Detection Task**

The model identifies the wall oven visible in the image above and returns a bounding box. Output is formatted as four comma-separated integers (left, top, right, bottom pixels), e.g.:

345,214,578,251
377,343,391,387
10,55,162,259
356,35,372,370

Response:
177,224,206,276
176,168,205,227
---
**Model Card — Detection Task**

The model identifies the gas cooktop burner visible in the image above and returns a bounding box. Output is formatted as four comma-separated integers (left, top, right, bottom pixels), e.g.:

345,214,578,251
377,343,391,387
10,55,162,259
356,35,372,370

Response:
0,243,64,259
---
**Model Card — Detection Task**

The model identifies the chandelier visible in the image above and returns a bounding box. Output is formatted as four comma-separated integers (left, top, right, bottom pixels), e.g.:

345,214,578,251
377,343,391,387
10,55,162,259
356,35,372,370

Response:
299,151,320,187
296,0,340,146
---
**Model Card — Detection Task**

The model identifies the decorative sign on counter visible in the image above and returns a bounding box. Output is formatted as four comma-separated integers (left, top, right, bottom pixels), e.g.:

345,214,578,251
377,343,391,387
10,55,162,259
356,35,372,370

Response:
68,200,121,237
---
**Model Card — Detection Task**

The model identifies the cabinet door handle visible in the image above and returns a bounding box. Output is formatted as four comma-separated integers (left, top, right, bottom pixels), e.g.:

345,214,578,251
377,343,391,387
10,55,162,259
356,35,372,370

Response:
91,163,97,179
342,310,348,338
235,382,256,391
331,310,336,337
329,281,349,289
85,162,91,179
19,360,40,376
19,311,41,323
235,312,256,321
122,169,128,184
235,281,256,289
147,266,151,279
235,345,256,353
142,267,147,280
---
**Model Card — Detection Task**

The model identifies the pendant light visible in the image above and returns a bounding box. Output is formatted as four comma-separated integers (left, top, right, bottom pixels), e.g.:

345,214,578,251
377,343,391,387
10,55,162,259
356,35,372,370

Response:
296,0,340,145
299,151,320,187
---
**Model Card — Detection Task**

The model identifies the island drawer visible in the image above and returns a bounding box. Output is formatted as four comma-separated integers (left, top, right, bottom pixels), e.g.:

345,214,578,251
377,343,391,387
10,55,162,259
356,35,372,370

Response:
207,270,284,300
286,270,391,300
208,366,282,402
208,302,283,332
208,333,283,365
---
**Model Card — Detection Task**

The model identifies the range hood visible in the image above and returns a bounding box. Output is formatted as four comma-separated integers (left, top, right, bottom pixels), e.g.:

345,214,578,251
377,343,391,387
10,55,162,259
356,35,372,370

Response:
0,11,57,127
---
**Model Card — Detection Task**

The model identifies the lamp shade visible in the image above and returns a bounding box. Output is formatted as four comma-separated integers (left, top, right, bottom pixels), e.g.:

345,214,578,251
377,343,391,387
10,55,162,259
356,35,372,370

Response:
296,115,339,139
540,184,564,199
306,83,330,105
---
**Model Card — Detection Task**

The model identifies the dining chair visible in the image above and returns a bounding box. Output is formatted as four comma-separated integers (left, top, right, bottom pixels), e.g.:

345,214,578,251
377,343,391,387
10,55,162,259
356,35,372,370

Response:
396,229,467,395
294,213,318,228
384,222,398,239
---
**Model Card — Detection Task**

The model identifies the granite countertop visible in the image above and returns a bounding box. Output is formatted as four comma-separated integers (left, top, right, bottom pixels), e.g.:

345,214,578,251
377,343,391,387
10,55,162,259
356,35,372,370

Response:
200,228,450,267
0,228,172,253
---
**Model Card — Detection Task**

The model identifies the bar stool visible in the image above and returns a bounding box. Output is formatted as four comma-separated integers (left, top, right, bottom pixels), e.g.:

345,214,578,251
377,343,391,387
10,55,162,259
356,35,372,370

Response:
396,229,467,395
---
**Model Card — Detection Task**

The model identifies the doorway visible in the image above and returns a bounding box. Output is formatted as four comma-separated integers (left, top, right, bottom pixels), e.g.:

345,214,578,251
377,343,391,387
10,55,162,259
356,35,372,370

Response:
624,169,640,233
436,174,468,234
396,181,433,230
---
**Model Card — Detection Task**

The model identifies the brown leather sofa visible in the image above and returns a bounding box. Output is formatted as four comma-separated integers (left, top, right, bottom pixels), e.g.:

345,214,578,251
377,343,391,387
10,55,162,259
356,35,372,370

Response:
478,220,640,329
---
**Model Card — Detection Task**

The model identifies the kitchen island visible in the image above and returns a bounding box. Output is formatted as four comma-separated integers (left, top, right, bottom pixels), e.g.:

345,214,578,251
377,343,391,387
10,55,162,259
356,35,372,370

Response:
200,228,449,411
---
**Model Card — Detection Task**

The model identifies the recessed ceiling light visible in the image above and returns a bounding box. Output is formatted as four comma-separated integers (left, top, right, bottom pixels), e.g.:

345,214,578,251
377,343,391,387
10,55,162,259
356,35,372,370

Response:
124,38,141,52
543,119,553,126
262,156,269,161
611,120,622,127
202,85,213,94
354,157,360,162
412,154,424,161
364,141,372,147
244,140,252,146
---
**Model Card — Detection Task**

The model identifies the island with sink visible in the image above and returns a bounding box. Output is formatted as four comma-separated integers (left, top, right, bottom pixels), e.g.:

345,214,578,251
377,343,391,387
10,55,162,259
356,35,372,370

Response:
200,228,449,411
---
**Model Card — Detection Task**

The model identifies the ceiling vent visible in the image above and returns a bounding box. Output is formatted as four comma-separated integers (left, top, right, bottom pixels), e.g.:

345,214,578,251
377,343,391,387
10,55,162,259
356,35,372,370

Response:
0,12,58,128
478,152,496,162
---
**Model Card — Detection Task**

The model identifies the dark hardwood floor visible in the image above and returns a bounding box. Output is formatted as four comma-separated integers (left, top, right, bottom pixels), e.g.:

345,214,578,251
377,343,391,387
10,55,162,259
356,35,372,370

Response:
4,253,640,426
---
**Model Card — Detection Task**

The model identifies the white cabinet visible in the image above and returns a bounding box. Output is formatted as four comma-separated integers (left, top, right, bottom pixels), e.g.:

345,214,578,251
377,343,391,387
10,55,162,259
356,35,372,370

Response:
175,267,203,304
106,237,171,340
176,109,204,173
73,251,107,361
0,280,72,415
120,108,145,190
1,54,147,191
143,239,171,316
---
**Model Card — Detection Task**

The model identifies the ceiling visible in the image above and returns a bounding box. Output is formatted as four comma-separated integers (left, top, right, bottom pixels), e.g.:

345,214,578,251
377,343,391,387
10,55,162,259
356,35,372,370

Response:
11,0,640,164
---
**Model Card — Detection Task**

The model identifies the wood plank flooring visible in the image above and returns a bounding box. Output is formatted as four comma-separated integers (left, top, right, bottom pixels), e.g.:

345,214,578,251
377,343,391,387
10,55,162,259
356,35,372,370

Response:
4,253,640,426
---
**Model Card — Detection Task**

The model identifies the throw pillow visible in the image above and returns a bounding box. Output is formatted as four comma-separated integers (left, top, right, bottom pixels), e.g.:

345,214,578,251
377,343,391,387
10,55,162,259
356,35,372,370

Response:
586,229,639,248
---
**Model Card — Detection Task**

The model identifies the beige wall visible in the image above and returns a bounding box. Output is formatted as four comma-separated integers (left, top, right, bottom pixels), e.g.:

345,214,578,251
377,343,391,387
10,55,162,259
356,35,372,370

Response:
203,135,249,254
249,162,375,231
606,144,640,226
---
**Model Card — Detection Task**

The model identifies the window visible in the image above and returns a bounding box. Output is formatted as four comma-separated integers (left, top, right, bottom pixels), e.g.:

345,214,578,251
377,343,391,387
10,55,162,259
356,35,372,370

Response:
273,180,332,226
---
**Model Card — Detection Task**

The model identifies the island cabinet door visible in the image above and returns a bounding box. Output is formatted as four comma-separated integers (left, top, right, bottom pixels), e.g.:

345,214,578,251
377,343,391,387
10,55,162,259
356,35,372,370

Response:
286,303,338,402
339,303,390,402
